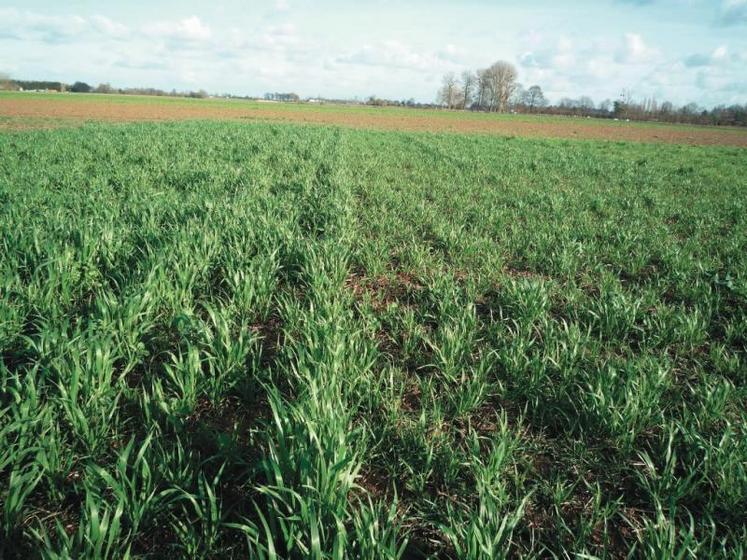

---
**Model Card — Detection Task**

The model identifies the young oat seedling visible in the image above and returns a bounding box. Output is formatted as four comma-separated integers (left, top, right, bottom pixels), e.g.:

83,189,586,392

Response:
0,120,744,558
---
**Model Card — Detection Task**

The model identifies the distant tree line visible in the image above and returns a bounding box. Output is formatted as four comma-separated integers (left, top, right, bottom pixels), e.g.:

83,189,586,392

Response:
437,63,747,127
2,79,67,92
365,96,440,109
0,77,209,99
82,82,209,98
529,94,747,127
264,92,300,102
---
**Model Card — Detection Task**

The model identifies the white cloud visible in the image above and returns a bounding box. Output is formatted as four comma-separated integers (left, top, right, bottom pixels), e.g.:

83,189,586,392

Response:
0,9,213,48
712,45,729,60
260,23,298,47
0,8,88,43
218,22,303,58
91,15,129,38
0,9,131,44
675,43,747,98
143,16,211,43
437,44,468,64
684,45,731,67
336,40,460,72
274,0,290,13
519,36,580,71
517,32,690,104
114,56,168,71
553,37,576,69
615,33,658,64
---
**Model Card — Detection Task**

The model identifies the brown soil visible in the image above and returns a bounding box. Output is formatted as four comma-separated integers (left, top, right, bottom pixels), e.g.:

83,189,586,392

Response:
2,96,747,147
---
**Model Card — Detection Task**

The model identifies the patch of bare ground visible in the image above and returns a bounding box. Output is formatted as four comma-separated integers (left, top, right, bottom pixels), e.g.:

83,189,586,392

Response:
346,271,423,312
250,313,284,367
503,267,552,282
3,96,747,146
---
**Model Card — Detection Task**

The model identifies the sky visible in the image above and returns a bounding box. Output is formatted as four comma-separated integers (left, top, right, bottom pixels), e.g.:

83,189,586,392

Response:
1,0,746,107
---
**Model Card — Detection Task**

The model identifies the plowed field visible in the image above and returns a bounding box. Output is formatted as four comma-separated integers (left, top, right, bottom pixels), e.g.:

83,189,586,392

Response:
2,92,746,146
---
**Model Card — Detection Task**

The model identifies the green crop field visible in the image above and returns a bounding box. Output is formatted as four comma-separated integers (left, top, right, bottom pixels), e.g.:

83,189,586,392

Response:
1,121,745,559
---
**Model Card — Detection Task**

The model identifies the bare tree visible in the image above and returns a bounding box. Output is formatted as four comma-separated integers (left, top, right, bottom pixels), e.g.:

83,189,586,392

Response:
460,70,476,109
659,101,674,115
511,83,526,111
615,88,634,118
484,61,518,112
525,85,547,112
0,72,16,91
437,72,460,109
475,69,490,110
578,96,595,111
